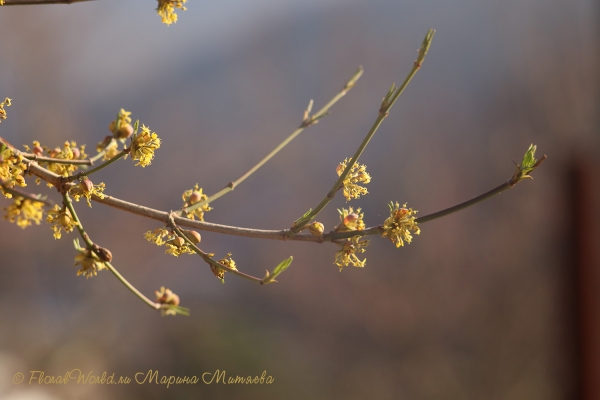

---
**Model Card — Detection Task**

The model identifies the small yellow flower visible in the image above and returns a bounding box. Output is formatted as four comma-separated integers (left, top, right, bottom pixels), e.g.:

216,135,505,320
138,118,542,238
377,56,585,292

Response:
4,197,44,228
213,252,238,283
165,236,195,257
130,125,161,167
334,236,370,270
0,97,11,122
144,228,195,257
109,109,134,141
335,207,365,232
43,141,87,184
144,227,171,246
336,158,371,201
101,140,120,161
381,202,421,248
74,249,106,278
157,0,187,25
1,147,27,197
46,204,77,239
155,286,181,316
181,184,212,221
69,180,106,207
109,109,133,137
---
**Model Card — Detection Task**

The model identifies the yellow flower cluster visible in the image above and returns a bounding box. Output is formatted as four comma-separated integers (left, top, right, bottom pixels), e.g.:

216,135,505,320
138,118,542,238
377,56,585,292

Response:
97,109,134,160
46,205,77,239
74,249,106,278
130,125,161,167
4,197,44,228
334,236,370,270
144,228,196,257
381,202,420,247
157,0,187,25
0,146,27,198
69,180,106,207
212,253,238,283
103,140,120,161
0,98,11,122
335,207,365,232
23,141,87,184
155,287,181,316
181,184,212,221
109,109,133,139
336,158,371,201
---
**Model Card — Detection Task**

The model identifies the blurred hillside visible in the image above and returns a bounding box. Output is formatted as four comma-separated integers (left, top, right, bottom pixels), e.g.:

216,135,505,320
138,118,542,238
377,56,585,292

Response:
0,0,598,399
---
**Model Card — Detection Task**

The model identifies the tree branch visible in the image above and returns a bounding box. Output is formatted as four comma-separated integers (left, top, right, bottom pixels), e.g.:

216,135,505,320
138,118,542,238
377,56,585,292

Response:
1,0,92,5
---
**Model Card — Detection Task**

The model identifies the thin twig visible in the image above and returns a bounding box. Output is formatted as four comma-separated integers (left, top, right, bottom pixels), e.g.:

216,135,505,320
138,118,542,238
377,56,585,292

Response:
171,224,264,284
182,67,364,215
63,192,160,311
1,0,92,4
66,149,128,182
288,29,435,235
416,155,548,224
0,179,55,206
21,153,93,166
17,148,544,244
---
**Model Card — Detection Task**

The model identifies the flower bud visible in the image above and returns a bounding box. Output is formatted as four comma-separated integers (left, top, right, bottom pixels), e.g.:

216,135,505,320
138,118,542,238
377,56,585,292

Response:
96,247,112,262
79,177,93,193
156,287,180,306
308,222,324,236
166,292,180,306
172,236,185,247
59,212,71,227
189,191,202,204
50,147,61,157
72,147,81,159
116,123,134,140
343,213,359,227
33,146,44,156
394,208,408,219
109,120,116,134
184,230,201,244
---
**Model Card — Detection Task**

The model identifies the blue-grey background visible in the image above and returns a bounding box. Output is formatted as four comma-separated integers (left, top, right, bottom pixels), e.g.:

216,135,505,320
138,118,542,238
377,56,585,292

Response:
0,0,598,398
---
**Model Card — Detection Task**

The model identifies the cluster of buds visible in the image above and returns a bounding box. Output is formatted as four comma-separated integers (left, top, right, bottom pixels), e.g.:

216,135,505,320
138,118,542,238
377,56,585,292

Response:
144,227,201,257
3,197,44,228
68,177,106,207
46,204,77,239
23,140,87,181
0,146,26,197
0,97,11,122
335,207,365,232
181,184,212,221
336,158,371,201
334,236,370,270
156,0,188,25
73,248,107,278
155,286,181,316
381,202,420,247
212,253,238,283
109,108,134,140
129,125,161,168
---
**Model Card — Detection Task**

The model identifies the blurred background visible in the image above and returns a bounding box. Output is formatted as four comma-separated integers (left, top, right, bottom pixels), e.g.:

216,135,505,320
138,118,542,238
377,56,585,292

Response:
0,0,599,399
